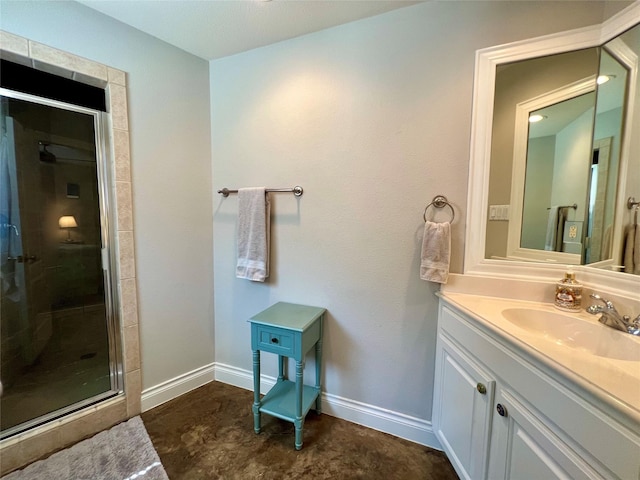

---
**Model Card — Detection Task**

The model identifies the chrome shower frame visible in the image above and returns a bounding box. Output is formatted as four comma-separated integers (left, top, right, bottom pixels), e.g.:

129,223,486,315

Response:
0,87,124,439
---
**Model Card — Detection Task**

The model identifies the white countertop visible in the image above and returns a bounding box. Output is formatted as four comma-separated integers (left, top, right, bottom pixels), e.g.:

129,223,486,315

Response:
439,292,640,424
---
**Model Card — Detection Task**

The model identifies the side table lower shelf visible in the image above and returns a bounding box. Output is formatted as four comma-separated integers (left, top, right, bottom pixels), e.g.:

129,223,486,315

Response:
259,380,319,422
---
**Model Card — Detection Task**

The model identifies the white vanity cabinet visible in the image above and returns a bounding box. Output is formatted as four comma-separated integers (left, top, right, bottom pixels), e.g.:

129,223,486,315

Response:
432,331,495,479
432,299,640,480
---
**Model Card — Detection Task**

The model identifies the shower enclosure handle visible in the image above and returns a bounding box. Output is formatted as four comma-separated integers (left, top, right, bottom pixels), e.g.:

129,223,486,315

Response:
7,255,38,264
1,223,19,236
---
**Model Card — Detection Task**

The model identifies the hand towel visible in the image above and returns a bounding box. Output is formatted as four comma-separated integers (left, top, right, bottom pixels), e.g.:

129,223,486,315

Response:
544,206,566,252
544,207,559,251
623,223,640,275
555,207,566,252
236,187,270,282
420,221,451,284
601,224,612,260
634,223,640,275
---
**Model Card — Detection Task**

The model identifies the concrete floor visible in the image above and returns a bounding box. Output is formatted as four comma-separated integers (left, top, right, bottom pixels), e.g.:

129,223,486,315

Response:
142,381,458,480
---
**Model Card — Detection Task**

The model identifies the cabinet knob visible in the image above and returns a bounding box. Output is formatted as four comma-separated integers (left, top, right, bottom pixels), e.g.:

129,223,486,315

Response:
496,403,508,417
476,383,487,395
271,337,279,344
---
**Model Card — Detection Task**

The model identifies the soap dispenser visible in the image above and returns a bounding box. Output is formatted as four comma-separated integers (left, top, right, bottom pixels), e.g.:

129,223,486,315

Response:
554,269,583,312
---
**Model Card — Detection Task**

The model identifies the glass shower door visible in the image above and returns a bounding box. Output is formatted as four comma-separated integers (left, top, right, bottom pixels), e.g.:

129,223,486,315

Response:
0,91,120,438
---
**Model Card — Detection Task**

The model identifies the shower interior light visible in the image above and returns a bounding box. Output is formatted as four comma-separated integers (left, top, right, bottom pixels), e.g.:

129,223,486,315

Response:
597,74,616,85
529,114,547,123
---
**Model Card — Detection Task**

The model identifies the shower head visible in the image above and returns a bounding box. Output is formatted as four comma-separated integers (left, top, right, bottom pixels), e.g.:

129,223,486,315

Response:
39,142,56,163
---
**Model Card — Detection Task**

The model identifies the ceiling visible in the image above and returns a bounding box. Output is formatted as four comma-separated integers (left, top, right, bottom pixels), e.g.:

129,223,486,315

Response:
78,0,420,60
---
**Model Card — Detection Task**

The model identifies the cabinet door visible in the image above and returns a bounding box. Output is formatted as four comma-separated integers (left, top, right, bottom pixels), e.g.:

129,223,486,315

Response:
433,333,495,480
488,388,602,480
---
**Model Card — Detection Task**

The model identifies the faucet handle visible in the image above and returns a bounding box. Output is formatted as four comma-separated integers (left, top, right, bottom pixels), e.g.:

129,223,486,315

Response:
589,293,616,311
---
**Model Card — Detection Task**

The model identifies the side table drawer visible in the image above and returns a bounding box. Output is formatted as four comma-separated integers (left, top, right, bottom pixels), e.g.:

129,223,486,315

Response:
254,325,296,356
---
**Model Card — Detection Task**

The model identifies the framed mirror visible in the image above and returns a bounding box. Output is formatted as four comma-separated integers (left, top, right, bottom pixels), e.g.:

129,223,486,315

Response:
465,3,640,295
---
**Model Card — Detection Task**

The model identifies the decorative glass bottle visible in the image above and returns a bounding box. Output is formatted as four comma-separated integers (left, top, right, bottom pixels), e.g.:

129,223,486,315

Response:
554,270,583,312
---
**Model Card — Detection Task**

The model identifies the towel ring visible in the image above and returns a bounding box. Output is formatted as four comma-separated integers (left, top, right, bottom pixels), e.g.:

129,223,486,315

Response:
423,195,455,223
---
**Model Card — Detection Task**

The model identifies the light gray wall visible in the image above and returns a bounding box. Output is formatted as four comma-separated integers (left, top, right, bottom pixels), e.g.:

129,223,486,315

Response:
603,0,635,19
210,1,606,420
551,107,594,221
522,136,555,250
0,1,214,390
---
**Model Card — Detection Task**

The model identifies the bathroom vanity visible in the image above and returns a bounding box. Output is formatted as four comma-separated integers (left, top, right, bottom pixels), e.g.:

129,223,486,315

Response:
435,5,640,478
432,293,640,480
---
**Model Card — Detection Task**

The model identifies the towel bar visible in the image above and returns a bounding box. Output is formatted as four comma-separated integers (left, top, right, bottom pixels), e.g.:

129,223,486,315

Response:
546,204,577,210
218,186,303,197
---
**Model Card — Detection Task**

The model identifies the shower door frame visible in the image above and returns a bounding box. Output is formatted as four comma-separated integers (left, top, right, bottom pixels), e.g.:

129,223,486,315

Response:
0,32,140,475
0,87,124,440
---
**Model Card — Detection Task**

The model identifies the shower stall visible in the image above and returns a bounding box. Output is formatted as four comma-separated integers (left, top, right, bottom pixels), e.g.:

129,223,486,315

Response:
0,82,122,438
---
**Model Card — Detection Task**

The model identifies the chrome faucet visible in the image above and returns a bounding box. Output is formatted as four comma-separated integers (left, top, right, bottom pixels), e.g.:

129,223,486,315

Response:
586,294,640,336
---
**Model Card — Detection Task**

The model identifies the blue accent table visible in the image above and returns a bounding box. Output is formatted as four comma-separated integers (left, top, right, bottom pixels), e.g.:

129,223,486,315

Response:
249,302,325,450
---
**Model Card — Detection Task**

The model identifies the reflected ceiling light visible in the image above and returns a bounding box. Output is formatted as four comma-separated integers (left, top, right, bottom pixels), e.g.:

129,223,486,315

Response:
596,74,616,85
528,114,547,123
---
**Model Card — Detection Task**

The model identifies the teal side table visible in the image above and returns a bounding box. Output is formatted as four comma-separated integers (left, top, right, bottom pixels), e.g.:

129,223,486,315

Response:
249,302,325,450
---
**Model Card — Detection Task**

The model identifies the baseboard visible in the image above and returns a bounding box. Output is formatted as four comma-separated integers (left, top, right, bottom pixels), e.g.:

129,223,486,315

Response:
143,362,441,449
141,363,215,412
213,362,277,393
320,391,441,448
213,362,442,449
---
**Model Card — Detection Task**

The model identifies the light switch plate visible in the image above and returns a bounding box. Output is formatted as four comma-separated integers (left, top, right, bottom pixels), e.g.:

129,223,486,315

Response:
489,205,510,221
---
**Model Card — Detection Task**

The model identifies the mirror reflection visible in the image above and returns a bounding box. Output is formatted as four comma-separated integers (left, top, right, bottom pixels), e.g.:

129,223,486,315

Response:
586,47,628,264
523,91,596,259
485,23,639,275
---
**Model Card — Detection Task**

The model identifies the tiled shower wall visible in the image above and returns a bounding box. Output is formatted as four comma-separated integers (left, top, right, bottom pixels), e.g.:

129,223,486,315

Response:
0,30,140,475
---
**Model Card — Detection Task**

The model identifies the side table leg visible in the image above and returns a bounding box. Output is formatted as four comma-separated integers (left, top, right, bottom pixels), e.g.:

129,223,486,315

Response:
294,417,304,451
295,360,304,450
278,355,285,383
252,350,261,434
315,317,323,414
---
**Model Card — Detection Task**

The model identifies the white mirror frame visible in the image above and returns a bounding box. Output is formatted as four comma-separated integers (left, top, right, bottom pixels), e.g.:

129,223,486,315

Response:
464,2,640,298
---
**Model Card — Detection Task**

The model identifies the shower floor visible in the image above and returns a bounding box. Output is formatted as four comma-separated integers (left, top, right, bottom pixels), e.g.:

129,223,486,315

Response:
0,302,111,434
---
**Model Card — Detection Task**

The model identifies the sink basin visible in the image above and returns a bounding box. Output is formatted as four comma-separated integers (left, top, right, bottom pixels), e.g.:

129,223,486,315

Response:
501,308,640,361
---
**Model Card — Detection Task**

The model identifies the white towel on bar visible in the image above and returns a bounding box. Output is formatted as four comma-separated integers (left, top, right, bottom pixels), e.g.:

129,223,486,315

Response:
420,221,450,284
623,223,640,275
545,206,559,251
635,224,640,275
236,187,270,282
